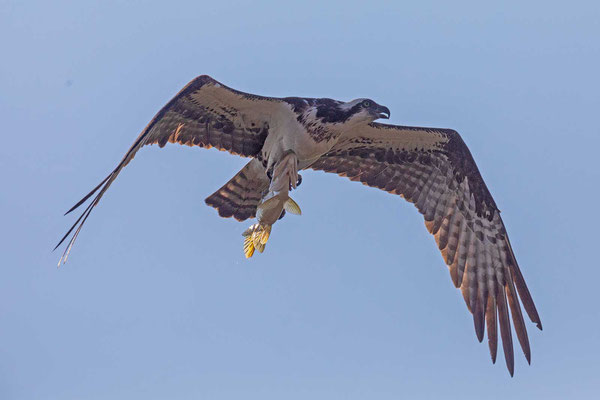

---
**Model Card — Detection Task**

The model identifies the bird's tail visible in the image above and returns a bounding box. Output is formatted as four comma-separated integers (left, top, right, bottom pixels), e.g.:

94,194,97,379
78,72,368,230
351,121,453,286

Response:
205,158,270,221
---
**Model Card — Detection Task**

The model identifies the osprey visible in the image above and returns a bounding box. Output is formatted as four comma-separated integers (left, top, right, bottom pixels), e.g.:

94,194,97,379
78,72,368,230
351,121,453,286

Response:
56,75,542,375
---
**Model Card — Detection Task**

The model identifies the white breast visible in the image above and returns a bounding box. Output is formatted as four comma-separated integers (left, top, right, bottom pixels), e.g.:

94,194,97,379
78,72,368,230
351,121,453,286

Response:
261,105,337,170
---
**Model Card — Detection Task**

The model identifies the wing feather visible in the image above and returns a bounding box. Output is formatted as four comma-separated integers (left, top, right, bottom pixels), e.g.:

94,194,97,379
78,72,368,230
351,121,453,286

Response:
430,189,451,236
310,123,541,374
486,292,498,363
506,266,531,364
56,75,287,263
498,285,515,376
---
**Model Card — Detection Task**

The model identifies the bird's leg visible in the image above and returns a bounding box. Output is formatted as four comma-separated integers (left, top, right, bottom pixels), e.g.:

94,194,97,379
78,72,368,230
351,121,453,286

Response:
270,149,299,192
242,150,302,258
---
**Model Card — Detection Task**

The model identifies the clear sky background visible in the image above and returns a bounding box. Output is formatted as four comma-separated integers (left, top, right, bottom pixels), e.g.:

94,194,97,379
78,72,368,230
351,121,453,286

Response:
1,1,599,399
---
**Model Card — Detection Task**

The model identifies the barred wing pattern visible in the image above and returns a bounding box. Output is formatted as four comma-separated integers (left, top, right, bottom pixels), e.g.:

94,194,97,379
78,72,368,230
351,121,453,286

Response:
56,76,286,264
310,123,542,375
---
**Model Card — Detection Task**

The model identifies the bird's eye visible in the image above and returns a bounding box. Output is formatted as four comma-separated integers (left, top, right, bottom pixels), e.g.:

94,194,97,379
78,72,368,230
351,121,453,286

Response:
362,100,371,107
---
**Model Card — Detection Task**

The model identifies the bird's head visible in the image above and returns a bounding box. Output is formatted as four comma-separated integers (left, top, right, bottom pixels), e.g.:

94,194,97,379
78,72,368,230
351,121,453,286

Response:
340,98,391,124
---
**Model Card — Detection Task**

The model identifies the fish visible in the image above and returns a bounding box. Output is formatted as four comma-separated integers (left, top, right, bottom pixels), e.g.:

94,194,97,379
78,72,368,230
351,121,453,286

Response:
242,149,302,258
242,191,301,258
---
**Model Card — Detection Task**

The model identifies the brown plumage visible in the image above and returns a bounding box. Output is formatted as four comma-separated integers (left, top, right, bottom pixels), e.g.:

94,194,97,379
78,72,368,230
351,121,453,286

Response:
56,75,279,261
309,124,542,375
56,75,541,375
205,159,270,221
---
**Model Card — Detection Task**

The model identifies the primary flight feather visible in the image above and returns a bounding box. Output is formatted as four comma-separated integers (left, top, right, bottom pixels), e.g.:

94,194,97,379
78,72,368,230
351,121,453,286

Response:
56,75,542,375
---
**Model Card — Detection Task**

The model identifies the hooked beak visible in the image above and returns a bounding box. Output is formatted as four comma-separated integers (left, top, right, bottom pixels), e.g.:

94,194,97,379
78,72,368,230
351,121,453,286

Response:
377,105,390,119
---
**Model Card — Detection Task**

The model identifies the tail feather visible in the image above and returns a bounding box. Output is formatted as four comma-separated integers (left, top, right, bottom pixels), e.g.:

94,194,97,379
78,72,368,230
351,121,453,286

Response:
205,159,269,221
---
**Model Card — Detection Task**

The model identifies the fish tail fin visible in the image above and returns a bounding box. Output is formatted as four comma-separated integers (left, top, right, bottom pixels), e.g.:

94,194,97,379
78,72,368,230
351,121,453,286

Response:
242,223,272,258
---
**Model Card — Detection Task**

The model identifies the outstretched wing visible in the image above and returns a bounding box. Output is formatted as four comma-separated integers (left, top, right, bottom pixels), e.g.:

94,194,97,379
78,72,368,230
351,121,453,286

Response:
56,75,289,264
310,122,542,375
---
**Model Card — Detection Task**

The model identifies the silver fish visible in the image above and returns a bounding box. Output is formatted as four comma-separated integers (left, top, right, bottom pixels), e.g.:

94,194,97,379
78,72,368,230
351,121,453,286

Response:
242,150,301,258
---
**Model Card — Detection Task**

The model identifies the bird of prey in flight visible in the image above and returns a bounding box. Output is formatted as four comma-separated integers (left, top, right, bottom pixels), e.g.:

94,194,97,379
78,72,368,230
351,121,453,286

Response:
56,75,542,375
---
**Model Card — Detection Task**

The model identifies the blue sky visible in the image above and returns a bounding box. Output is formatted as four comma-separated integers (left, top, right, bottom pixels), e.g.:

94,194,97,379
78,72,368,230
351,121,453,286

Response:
1,1,599,399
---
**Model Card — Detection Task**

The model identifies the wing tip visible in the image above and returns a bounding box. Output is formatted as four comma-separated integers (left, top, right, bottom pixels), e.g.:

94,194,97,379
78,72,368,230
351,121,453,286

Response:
63,174,112,216
55,173,115,264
